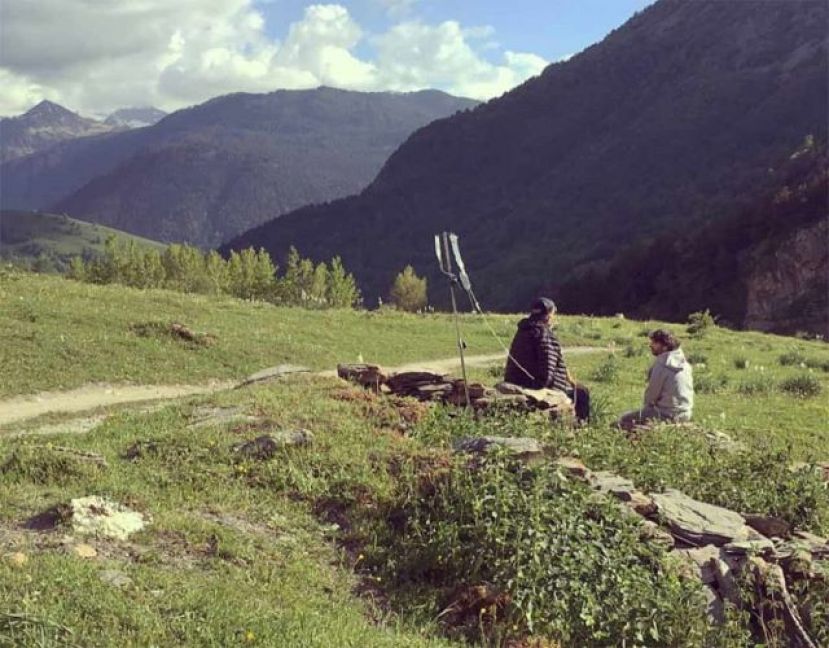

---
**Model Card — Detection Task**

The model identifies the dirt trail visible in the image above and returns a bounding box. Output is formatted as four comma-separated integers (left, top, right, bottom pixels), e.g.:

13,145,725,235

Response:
0,348,601,428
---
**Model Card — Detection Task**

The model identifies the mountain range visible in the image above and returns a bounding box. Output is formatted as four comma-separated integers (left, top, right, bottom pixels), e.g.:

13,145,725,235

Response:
222,0,827,334
0,89,477,247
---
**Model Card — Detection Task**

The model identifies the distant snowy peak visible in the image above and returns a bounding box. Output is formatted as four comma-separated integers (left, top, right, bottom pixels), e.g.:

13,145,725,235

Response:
105,107,167,129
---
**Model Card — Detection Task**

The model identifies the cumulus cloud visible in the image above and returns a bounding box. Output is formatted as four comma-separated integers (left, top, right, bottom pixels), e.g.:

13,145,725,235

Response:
0,1,548,116
373,20,547,99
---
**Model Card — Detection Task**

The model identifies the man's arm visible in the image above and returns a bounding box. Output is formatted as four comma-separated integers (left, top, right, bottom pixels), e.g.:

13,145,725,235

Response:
643,362,668,407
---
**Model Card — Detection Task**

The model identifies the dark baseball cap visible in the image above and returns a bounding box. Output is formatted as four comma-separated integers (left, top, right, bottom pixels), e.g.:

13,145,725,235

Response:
530,297,557,315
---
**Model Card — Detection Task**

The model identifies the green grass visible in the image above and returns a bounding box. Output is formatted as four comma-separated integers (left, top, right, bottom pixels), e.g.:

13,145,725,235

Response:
1,271,828,645
0,211,164,272
0,270,621,398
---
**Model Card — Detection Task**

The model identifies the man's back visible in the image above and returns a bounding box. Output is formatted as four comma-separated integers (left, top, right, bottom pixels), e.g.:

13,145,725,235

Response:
504,318,568,391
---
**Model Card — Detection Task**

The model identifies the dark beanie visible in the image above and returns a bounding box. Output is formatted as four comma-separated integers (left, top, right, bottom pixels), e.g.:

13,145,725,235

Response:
530,297,557,316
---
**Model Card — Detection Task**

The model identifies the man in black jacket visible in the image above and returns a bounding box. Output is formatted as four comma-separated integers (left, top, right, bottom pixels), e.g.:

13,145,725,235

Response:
504,298,590,422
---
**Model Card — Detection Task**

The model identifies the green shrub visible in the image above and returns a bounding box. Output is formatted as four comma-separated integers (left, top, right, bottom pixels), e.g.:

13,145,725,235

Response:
780,374,823,398
804,357,829,373
732,356,750,370
686,352,708,366
591,354,620,383
686,309,717,338
623,343,645,358
736,376,776,395
374,454,712,646
694,372,728,394
779,350,806,367
0,445,104,485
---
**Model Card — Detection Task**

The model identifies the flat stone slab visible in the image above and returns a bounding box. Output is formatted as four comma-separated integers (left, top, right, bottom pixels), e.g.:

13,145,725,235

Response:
453,436,545,460
100,569,133,588
236,365,311,388
652,489,749,546
494,383,572,412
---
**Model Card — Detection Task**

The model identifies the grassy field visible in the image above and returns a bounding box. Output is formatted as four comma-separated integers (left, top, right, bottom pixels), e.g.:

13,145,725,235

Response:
1,270,828,646
0,211,164,272
0,270,613,398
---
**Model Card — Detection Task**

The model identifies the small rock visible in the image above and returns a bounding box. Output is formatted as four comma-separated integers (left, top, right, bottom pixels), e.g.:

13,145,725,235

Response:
70,496,148,541
744,513,791,538
453,436,545,461
702,585,726,625
233,430,314,459
554,457,591,481
723,538,776,557
639,520,674,550
674,545,721,584
494,382,574,416
99,569,133,588
337,364,388,390
73,543,98,559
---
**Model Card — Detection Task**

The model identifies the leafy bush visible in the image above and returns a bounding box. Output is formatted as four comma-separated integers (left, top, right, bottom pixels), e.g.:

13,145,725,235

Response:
591,354,620,383
686,352,708,366
686,309,717,337
694,372,728,394
779,374,823,398
0,445,104,485
374,454,712,646
805,357,829,373
623,343,645,358
779,351,806,367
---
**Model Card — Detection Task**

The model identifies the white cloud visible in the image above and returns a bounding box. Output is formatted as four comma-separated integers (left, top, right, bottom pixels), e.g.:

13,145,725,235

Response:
0,1,548,116
376,0,420,19
373,21,547,99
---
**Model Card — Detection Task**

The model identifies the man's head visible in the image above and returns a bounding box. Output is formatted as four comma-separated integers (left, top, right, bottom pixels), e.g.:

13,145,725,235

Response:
530,297,557,324
649,329,680,356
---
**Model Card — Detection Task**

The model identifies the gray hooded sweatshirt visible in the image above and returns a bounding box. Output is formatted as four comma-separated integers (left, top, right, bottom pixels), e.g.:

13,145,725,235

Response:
644,348,694,420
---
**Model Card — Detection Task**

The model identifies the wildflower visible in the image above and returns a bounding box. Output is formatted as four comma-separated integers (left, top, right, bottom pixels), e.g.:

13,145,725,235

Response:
244,629,255,642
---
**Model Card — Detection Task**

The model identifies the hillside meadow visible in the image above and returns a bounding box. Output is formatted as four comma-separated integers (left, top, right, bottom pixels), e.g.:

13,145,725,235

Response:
1,269,828,646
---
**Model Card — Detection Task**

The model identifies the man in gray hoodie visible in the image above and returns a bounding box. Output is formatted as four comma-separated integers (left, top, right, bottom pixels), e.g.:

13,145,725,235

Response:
617,329,694,430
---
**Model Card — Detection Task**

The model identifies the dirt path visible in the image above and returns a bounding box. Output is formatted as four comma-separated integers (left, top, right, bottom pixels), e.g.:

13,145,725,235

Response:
0,348,601,428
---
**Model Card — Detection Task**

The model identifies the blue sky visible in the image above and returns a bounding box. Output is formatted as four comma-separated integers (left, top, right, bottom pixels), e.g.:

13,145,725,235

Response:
258,0,656,63
1,0,656,115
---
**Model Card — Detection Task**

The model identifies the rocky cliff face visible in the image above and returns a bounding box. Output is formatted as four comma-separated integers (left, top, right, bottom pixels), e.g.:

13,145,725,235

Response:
744,218,828,337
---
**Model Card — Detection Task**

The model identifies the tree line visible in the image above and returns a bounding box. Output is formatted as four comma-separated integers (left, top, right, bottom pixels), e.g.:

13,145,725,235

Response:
66,236,430,311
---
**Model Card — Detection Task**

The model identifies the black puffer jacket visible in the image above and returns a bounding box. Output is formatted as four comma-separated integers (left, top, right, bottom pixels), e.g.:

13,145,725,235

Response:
504,318,570,391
